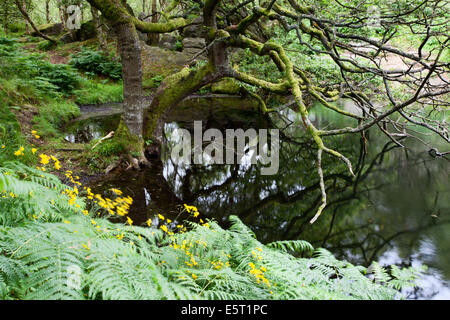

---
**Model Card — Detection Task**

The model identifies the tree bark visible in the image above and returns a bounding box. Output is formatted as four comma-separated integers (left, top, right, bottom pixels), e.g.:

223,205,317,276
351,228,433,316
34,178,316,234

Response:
22,0,29,34
14,0,57,42
45,0,50,23
147,0,159,46
3,0,8,34
57,0,65,29
115,22,145,142
90,5,108,53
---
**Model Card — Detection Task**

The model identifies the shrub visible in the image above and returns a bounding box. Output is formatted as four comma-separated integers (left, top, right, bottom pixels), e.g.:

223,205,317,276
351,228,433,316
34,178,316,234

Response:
0,38,80,95
69,49,122,80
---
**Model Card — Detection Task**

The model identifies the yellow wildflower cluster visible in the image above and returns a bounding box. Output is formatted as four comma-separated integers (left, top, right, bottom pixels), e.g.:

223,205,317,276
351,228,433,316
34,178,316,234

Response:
31,130,40,139
65,171,81,185
37,153,61,171
248,262,271,288
183,204,200,218
210,259,228,270
14,146,25,156
1,191,17,199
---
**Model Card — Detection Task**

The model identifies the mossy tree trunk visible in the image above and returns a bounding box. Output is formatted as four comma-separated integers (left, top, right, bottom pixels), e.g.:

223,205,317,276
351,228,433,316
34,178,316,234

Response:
45,0,50,23
114,21,147,164
147,0,159,46
90,5,108,53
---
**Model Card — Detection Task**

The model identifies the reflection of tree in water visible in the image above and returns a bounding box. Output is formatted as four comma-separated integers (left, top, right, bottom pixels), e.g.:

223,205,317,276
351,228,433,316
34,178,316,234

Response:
93,114,449,298
159,121,450,273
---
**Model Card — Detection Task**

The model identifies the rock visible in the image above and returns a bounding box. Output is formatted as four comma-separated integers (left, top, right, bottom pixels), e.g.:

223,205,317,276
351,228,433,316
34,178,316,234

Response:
138,31,148,42
32,23,64,36
211,78,241,94
58,20,97,43
140,42,192,78
182,37,205,49
181,17,204,37
159,34,177,51
75,20,96,41
181,37,207,59
59,32,75,44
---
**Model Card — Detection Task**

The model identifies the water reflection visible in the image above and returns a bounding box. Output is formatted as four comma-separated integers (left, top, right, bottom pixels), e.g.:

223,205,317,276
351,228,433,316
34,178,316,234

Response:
67,102,450,299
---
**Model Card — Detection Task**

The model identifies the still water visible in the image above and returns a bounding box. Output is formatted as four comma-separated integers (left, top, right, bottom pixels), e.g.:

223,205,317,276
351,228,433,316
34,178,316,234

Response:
65,100,450,299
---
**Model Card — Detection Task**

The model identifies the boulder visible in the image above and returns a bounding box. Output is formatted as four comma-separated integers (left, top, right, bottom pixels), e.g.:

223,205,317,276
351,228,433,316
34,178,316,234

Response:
58,20,97,43
181,17,204,38
181,37,206,58
182,37,205,49
75,20,96,41
159,34,177,51
32,23,63,36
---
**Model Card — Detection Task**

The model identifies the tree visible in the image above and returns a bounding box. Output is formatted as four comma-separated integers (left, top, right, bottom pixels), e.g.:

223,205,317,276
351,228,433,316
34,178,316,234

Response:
86,0,449,222
90,4,108,52
14,0,57,42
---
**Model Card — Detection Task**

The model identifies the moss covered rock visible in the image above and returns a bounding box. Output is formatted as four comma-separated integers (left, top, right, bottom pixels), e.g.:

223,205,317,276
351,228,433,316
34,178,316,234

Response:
211,78,241,94
32,23,63,36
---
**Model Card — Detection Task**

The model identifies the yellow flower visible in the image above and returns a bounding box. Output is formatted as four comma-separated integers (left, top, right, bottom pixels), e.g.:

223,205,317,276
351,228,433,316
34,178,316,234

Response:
39,154,50,165
192,274,198,280
31,130,37,135
1,145,5,149
146,218,152,227
14,146,24,156
63,220,71,224
126,216,133,225
160,225,168,233
111,188,123,195
158,214,165,220
166,219,172,223
31,148,37,154
82,210,89,216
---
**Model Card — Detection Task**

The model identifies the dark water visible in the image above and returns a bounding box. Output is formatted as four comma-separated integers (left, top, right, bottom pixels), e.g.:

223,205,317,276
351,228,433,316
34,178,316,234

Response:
65,101,450,299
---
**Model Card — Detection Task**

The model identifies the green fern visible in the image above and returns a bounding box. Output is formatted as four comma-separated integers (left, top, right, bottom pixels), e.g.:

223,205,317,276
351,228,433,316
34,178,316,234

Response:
0,163,423,300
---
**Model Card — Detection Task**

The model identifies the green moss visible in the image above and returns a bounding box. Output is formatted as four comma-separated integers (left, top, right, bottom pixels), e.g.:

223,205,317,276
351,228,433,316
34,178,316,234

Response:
33,100,81,138
211,78,241,94
96,139,126,157
114,119,144,154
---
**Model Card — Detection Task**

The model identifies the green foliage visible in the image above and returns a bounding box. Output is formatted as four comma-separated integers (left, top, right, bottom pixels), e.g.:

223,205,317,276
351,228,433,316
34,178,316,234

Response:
0,165,422,299
95,139,126,157
0,38,80,96
73,79,123,105
36,40,58,51
69,49,122,80
174,40,183,51
0,162,84,227
143,75,163,89
33,100,80,137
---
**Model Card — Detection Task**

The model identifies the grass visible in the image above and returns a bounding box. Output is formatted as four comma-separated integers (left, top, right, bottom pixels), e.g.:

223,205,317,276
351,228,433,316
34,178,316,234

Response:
73,78,123,105
32,100,81,138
